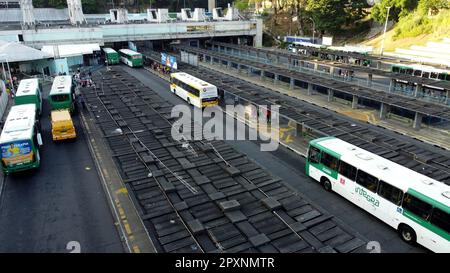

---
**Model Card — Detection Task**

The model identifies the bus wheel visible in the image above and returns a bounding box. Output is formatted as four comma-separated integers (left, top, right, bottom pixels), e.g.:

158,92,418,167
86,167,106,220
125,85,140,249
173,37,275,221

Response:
399,224,416,244
321,177,332,192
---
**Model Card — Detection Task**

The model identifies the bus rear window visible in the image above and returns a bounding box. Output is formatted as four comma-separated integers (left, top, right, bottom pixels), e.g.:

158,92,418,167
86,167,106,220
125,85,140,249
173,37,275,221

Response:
52,94,69,102
1,140,33,166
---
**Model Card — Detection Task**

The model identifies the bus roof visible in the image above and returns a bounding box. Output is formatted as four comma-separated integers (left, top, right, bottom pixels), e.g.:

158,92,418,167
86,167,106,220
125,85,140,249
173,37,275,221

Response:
119,49,141,56
50,75,72,96
0,104,36,144
16,78,39,97
103,47,117,54
311,137,450,211
170,72,216,90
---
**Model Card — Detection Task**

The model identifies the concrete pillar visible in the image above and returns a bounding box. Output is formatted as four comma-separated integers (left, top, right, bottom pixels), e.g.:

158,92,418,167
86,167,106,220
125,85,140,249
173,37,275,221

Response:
414,84,423,97
273,74,278,84
379,103,390,120
330,66,335,76
314,63,318,71
446,89,450,104
289,78,295,90
327,89,334,102
307,83,313,95
260,70,264,81
247,67,251,75
389,79,395,93
352,95,358,109
227,61,232,69
237,64,241,73
203,54,207,62
413,112,423,130
367,73,373,87
210,56,213,65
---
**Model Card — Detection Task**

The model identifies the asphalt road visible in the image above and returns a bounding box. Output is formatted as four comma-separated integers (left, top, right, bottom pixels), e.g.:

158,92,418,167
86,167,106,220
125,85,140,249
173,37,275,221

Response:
0,83,123,253
123,65,426,253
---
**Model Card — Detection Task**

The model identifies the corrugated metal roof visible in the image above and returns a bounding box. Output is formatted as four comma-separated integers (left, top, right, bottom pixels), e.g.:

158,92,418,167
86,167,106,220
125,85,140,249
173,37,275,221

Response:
0,8,69,23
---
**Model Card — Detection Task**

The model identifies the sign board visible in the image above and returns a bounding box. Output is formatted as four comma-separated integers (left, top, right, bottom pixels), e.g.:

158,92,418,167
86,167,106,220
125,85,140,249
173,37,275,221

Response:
161,52,178,70
322,36,333,46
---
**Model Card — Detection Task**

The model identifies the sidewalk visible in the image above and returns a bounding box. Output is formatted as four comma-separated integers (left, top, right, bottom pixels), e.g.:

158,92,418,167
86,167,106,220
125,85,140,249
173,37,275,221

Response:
200,62,450,151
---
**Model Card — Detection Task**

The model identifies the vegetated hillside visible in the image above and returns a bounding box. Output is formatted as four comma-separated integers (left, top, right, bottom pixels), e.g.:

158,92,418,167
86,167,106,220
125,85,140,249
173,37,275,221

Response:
365,8,450,52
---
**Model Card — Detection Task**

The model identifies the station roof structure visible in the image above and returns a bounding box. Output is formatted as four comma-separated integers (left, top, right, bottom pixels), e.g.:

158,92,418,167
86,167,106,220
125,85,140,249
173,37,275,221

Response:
0,40,52,62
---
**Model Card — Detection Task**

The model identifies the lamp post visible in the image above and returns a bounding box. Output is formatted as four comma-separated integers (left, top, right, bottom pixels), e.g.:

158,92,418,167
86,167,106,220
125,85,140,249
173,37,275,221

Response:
380,6,391,56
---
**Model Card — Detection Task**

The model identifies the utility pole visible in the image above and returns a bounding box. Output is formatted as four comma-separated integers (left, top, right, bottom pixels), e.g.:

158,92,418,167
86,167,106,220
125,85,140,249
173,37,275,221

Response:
380,6,391,56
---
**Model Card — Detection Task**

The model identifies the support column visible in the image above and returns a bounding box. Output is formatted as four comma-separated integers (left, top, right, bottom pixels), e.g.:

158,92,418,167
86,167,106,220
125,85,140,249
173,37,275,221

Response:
414,83,423,97
376,61,381,69
203,54,207,62
260,70,264,81
367,73,373,87
307,83,313,95
210,56,213,65
275,55,280,64
237,64,241,73
289,78,295,90
327,89,334,102
247,67,251,75
446,89,450,104
352,95,358,109
330,66,335,76
314,63,318,71
413,112,423,130
379,103,390,120
273,74,279,84
389,79,395,93
227,61,232,69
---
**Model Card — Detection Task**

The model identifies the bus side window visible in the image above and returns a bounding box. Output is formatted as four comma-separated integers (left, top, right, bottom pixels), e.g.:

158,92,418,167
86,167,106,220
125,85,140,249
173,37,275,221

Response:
430,208,450,234
308,146,320,164
338,161,357,181
320,152,339,171
377,180,403,205
402,193,432,221
355,170,379,193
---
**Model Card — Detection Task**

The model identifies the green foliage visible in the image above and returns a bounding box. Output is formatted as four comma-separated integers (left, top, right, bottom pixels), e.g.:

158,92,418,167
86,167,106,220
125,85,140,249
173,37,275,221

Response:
393,8,450,39
234,0,249,11
306,0,368,34
417,0,449,14
371,0,419,23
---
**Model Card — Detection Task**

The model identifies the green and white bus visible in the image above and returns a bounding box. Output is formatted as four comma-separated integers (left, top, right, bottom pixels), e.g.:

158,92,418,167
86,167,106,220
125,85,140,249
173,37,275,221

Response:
15,78,43,115
0,104,43,174
49,75,76,112
391,64,450,81
103,47,119,65
307,137,450,253
119,49,143,67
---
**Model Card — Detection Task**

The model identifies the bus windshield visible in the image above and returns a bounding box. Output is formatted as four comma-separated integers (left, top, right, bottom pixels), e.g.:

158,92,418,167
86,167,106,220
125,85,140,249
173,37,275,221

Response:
1,140,34,167
52,94,69,102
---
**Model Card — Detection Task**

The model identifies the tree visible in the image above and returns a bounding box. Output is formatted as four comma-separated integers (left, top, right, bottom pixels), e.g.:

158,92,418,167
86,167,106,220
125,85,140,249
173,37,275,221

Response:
371,0,419,23
417,0,449,15
234,0,249,10
307,0,346,33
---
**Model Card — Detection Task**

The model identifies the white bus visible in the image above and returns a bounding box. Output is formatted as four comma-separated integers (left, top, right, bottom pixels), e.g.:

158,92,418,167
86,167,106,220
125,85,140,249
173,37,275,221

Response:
170,72,219,108
306,136,450,253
